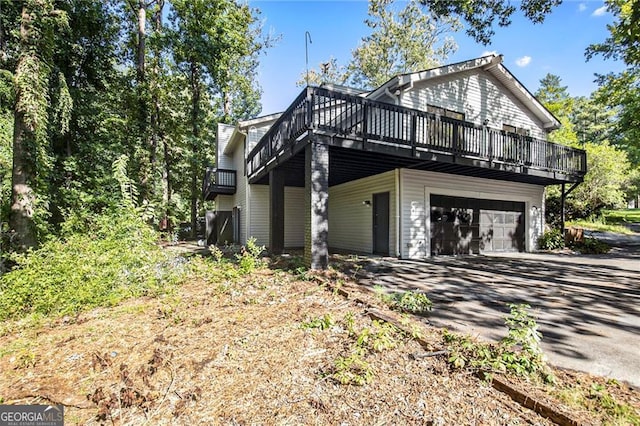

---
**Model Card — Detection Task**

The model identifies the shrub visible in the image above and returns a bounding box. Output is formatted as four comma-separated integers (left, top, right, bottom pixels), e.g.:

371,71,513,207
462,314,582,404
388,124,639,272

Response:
445,304,554,382
537,229,565,250
236,237,265,275
375,287,432,315
0,208,182,321
571,237,610,254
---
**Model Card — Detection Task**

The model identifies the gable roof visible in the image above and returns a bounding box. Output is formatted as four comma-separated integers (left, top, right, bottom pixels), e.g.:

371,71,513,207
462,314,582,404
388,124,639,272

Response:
367,54,561,130
224,112,283,155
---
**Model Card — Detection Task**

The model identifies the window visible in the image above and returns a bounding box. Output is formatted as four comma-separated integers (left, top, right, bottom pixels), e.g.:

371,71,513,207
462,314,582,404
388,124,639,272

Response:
427,105,465,121
502,124,530,136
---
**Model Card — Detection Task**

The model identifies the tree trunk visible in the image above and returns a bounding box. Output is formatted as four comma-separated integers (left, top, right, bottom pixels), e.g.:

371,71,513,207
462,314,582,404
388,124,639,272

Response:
189,61,200,239
10,108,37,251
9,5,45,251
148,0,163,201
162,135,171,226
137,0,146,84
135,0,150,201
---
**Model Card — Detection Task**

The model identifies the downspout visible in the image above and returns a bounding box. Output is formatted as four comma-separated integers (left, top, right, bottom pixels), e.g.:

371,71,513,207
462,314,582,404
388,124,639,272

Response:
395,168,401,258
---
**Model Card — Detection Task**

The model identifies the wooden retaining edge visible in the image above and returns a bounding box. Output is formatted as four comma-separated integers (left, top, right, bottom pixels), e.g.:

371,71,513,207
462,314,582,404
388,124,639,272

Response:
314,276,584,426
485,373,581,426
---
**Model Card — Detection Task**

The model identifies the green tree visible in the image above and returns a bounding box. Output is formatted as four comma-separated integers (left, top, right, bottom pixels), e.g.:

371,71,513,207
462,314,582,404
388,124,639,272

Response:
9,0,68,250
169,0,265,234
347,0,460,89
570,95,616,146
302,0,460,90
587,0,640,165
422,0,562,45
297,57,348,87
569,142,632,216
535,74,578,147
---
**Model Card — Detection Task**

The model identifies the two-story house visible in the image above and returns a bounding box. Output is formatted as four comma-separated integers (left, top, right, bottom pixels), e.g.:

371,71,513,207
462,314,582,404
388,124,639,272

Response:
203,54,586,269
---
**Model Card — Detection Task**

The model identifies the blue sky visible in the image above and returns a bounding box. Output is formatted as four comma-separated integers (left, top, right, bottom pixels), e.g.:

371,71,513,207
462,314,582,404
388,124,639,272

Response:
249,0,624,116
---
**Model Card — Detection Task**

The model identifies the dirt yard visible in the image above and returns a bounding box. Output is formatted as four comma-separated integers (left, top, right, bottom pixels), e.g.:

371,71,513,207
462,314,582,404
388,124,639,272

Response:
0,259,638,425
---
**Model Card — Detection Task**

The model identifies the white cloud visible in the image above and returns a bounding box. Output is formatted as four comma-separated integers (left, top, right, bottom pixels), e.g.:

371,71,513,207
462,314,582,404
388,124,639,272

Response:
515,56,532,67
578,3,587,12
592,5,607,16
481,50,498,57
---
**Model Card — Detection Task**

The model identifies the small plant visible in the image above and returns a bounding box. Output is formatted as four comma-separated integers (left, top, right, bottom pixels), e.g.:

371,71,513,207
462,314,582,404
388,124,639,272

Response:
209,246,224,262
301,313,334,330
570,237,610,254
333,349,374,386
355,320,398,352
444,304,553,382
538,229,564,250
236,237,265,274
375,287,432,315
394,291,432,314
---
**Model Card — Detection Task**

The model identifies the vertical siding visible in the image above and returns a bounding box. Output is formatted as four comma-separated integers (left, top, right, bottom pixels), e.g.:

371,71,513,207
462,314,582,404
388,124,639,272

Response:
400,169,545,259
284,187,305,247
216,123,235,170
328,171,397,255
399,70,547,140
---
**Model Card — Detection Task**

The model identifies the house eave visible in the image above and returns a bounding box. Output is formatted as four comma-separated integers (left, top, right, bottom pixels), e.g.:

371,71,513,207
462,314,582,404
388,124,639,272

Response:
223,112,284,155
367,54,561,131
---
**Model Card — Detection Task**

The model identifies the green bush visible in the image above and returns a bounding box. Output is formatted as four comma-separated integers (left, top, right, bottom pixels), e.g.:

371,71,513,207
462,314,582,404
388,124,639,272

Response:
571,237,610,254
537,229,565,250
236,237,265,275
445,304,554,382
375,287,432,315
0,208,182,321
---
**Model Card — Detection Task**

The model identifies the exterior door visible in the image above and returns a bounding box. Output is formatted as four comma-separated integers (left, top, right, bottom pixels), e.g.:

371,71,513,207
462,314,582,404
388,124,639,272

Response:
373,192,390,255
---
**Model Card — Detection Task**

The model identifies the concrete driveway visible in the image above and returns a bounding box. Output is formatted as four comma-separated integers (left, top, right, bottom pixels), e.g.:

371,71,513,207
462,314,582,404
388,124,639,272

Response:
351,245,640,387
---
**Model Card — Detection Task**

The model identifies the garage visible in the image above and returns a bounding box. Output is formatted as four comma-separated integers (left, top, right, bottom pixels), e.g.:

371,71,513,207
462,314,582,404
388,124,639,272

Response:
479,210,524,253
430,195,525,255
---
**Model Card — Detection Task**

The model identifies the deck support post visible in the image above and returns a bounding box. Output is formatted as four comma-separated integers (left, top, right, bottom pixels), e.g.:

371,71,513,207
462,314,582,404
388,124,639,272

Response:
269,168,285,255
304,141,329,269
560,182,581,241
560,183,566,239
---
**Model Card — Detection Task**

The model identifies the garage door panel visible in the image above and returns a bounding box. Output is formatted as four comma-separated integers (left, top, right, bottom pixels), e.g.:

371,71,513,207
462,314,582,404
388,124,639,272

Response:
480,209,523,253
430,195,525,255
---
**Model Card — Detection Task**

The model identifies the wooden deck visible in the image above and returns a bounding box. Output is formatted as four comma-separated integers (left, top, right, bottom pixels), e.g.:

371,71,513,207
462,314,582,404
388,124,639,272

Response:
245,87,586,186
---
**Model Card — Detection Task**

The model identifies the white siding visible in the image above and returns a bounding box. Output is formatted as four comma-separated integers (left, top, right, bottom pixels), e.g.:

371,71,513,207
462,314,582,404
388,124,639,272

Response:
216,195,234,211
399,69,547,139
216,123,235,170
231,139,248,244
399,168,545,259
246,124,273,154
244,185,305,249
328,171,397,255
248,184,269,246
284,187,305,248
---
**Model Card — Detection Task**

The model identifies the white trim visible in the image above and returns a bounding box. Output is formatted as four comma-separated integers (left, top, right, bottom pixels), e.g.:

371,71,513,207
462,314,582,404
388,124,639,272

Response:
395,168,401,257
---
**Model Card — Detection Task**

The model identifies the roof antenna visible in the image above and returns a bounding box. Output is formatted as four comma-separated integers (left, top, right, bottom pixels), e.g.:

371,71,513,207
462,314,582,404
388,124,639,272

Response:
305,31,312,87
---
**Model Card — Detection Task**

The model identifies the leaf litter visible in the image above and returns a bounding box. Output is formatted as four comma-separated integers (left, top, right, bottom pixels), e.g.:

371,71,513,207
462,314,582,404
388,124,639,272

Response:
0,261,637,425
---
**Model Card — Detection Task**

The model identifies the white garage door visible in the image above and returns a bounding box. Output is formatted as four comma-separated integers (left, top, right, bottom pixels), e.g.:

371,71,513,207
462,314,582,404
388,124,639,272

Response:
479,210,524,253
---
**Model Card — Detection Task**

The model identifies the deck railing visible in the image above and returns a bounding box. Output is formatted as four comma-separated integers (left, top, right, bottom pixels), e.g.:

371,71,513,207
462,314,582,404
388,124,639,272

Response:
203,167,237,199
246,87,587,179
